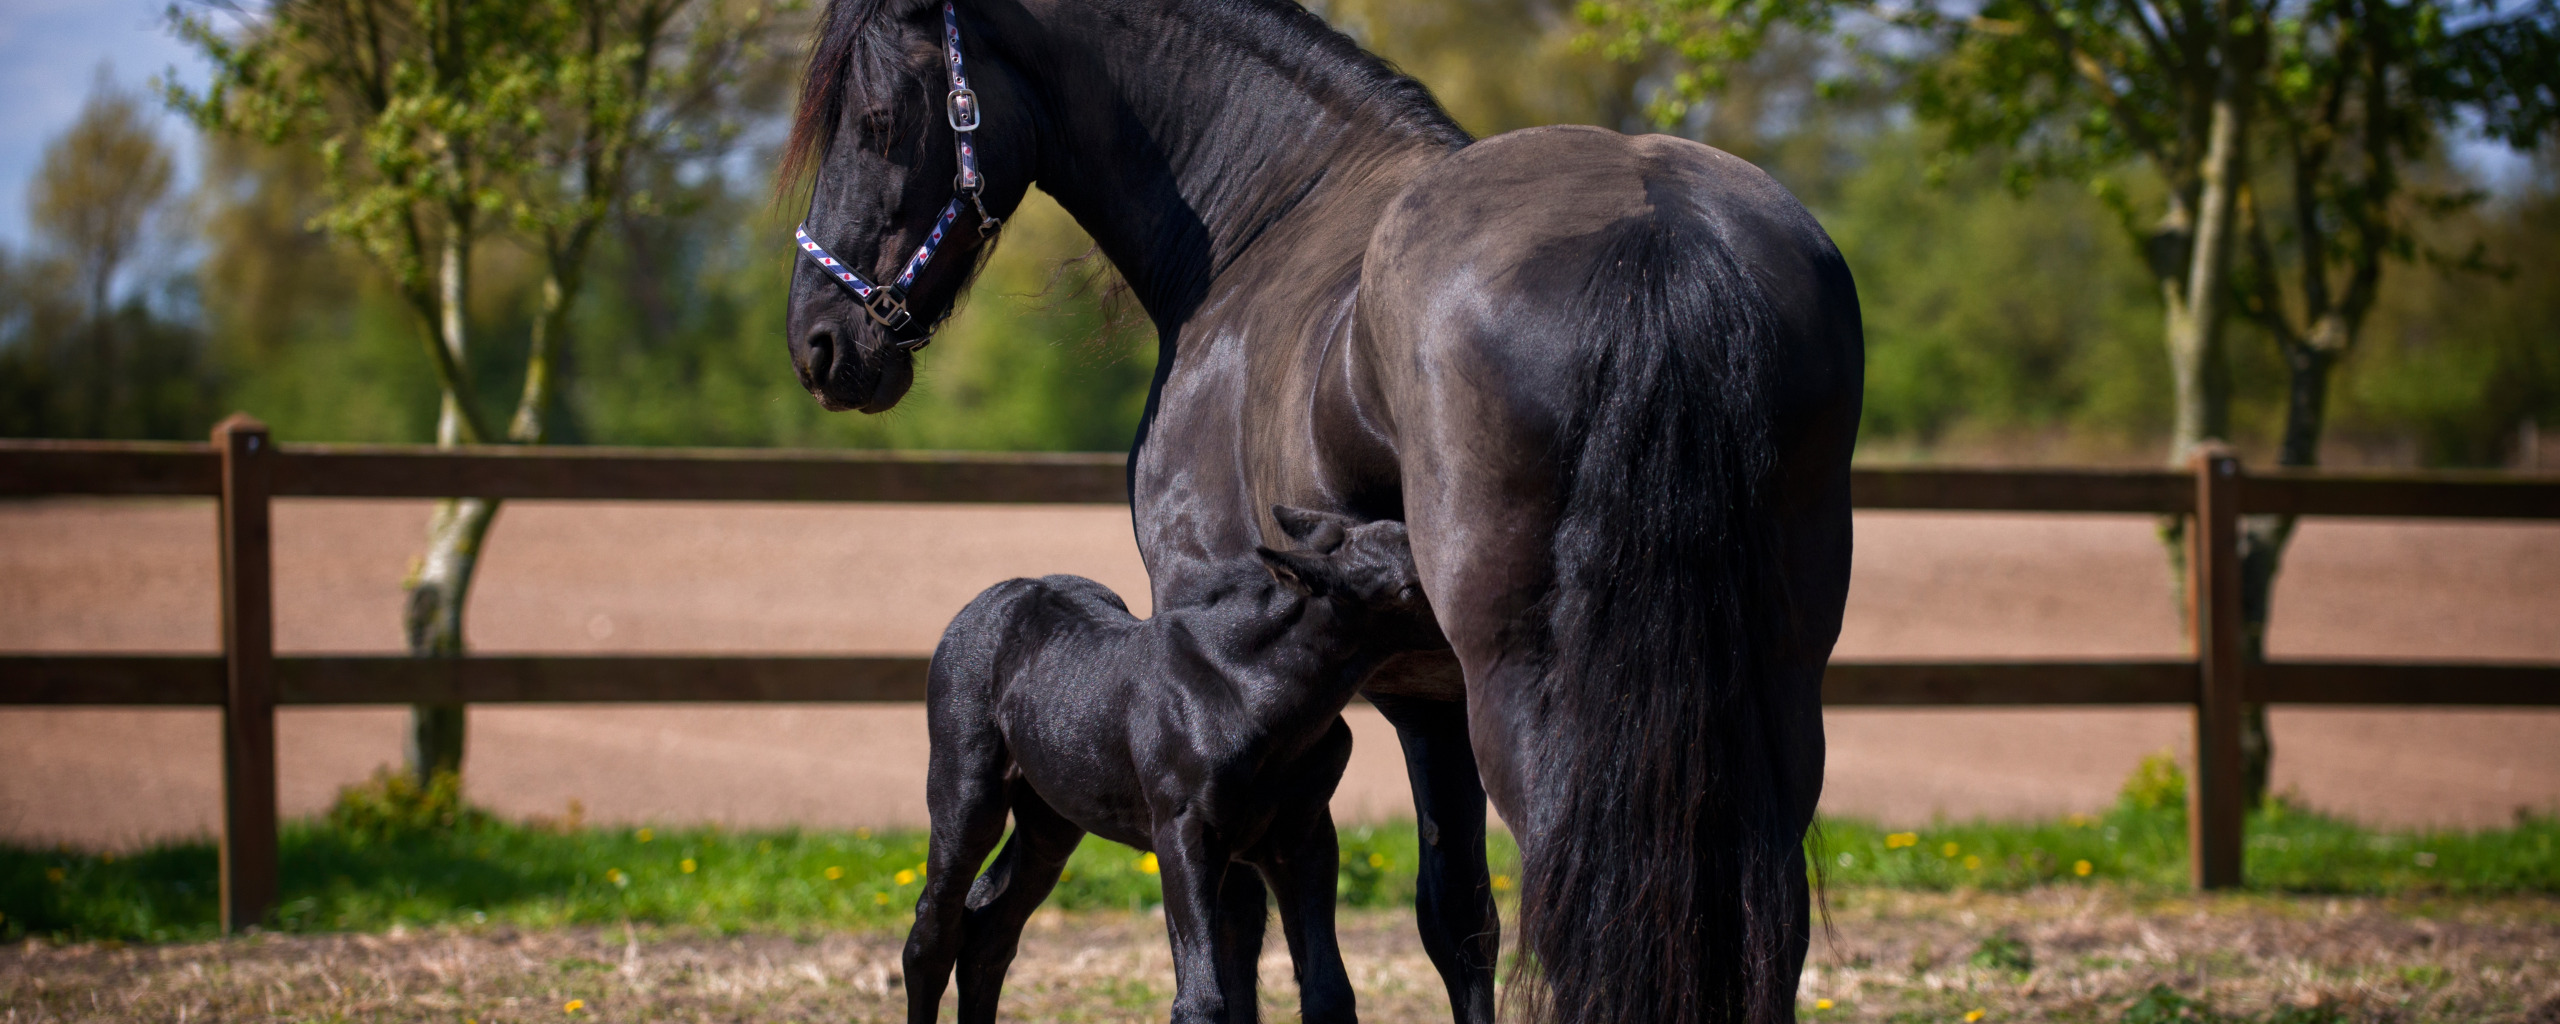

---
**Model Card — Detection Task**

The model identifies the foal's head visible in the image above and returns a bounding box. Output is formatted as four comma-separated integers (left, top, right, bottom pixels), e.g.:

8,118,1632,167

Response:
779,0,1035,412
1253,506,1439,647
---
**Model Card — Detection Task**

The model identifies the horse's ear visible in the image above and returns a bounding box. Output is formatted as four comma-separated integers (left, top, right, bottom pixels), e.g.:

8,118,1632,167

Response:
1269,505,1353,551
1256,546,1330,597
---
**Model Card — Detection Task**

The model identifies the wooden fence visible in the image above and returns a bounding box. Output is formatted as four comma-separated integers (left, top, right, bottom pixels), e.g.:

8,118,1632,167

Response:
4,414,2556,932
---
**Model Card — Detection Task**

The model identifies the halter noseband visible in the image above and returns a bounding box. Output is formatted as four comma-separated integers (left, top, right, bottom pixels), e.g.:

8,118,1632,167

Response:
794,2,1001,350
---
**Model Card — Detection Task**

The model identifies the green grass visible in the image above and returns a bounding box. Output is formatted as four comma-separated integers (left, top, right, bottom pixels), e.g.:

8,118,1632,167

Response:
3,775,2550,944
1813,800,2559,893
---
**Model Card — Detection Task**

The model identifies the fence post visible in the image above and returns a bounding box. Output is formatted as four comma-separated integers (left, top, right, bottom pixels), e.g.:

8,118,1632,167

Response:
2188,444,2246,889
215,414,278,932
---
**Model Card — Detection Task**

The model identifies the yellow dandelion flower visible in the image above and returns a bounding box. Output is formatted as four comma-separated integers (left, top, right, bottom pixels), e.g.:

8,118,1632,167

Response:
680,858,697,874
1367,853,1388,869
1814,998,1834,1011
1137,852,1160,875
636,828,654,843
44,868,65,883
825,865,845,881
604,868,626,886
2074,859,2094,877
1965,1009,1985,1022
1963,855,1982,871
1941,842,1961,858
1885,832,1919,850
874,892,891,906
895,869,917,886
1492,874,1514,891
564,998,586,1014
916,861,929,877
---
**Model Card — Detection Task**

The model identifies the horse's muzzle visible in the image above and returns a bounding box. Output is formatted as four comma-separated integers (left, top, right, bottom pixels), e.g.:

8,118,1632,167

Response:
793,318,915,413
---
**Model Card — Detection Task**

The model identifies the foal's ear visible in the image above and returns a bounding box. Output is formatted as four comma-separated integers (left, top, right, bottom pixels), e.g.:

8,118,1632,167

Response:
1255,546,1331,597
1269,505,1354,551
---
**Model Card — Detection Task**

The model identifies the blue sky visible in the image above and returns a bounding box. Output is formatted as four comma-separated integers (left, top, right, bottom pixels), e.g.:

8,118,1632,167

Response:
0,0,210,251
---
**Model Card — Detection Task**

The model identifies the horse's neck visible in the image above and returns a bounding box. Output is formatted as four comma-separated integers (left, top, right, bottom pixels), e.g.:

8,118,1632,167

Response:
1001,0,1466,329
1162,582,1369,720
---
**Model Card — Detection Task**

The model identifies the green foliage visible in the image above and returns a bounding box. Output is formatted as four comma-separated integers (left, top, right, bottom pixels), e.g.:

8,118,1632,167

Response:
325,769,491,842
2121,750,2189,813
1825,135,2170,449
1968,931,2034,973
2331,168,2560,466
2116,984,2355,1024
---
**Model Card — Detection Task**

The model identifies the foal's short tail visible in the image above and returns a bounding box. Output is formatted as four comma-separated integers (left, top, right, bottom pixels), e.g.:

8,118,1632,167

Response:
1510,214,1808,1024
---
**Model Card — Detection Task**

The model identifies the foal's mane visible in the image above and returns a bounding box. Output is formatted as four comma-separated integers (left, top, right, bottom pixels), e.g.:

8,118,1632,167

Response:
778,0,1468,195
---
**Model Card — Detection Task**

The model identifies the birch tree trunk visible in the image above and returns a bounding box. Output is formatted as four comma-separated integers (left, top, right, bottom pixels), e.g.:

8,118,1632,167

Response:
2152,20,2263,804
404,225,499,785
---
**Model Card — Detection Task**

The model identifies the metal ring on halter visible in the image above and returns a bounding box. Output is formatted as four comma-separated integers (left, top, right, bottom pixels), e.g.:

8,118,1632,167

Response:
864,289,912,332
947,88,982,132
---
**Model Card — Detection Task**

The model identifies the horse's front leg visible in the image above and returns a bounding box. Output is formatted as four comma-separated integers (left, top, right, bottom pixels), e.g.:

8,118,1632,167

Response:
1368,694,1497,1024
1156,814,1246,1024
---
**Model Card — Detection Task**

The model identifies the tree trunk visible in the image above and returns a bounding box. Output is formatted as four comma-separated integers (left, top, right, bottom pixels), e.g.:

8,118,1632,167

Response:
405,225,492,786
2153,25,2261,806
2233,331,2340,806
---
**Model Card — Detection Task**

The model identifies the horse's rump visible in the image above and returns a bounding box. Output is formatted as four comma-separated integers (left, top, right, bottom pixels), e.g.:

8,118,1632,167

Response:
1364,126,1859,1024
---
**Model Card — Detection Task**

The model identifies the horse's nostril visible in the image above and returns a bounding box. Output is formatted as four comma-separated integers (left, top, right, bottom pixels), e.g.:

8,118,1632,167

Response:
802,328,836,386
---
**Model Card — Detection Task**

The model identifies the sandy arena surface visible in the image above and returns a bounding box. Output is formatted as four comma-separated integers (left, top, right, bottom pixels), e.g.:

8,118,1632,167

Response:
7,894,2557,1023
2,498,2555,847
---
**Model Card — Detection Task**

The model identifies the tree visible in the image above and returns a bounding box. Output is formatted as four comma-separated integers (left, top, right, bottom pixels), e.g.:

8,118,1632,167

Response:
1586,0,2558,806
29,71,181,435
173,0,791,785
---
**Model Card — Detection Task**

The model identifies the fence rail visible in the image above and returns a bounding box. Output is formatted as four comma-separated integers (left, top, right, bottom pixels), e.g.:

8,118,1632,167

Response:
4,417,2556,930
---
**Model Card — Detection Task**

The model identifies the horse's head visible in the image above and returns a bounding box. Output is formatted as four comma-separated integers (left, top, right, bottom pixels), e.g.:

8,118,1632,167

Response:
1255,506,1441,647
781,0,1034,412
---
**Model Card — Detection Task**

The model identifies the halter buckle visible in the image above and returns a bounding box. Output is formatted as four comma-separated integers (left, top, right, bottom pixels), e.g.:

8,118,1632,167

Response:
864,289,912,331
947,88,982,132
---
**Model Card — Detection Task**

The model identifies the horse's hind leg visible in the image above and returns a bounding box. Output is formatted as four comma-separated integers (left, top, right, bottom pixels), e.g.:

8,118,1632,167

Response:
953,783,1081,1024
1368,694,1495,1024
903,724,1013,1024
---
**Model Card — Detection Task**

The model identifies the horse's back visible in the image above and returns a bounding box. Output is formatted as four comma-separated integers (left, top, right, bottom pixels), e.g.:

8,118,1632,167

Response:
1365,125,1858,391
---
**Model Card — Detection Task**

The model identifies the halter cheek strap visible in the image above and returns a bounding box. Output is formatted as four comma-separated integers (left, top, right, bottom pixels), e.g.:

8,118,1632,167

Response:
794,1,1001,350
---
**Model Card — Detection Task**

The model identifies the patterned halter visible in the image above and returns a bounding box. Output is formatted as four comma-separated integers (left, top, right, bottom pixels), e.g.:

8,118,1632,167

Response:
794,2,1000,349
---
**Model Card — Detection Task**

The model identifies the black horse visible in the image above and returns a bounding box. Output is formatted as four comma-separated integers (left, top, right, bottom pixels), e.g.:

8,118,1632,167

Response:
908,508,1439,1024
781,2,1862,1021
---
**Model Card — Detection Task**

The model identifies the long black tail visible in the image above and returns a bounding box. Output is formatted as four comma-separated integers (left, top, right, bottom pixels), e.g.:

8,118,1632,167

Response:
1511,211,1809,1024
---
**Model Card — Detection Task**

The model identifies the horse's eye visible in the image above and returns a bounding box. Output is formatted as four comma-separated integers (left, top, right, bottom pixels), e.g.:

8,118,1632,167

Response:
861,107,896,142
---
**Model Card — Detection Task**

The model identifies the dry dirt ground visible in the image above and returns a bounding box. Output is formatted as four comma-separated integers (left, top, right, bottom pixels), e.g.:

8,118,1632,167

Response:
3,500,2557,847
4,891,2556,1023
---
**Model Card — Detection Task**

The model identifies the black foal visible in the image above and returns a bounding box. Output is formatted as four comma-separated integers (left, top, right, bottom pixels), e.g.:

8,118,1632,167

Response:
903,507,1439,1024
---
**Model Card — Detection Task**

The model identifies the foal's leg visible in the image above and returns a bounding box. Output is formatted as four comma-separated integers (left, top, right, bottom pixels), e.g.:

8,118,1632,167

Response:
1368,694,1497,1024
1261,722,1358,1024
1156,814,1243,1024
903,726,1013,1024
952,784,1082,1024
1211,865,1270,1024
